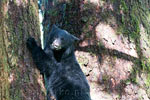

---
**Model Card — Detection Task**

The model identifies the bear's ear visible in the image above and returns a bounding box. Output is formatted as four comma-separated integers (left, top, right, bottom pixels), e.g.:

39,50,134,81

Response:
52,24,58,29
71,34,80,42
51,24,59,32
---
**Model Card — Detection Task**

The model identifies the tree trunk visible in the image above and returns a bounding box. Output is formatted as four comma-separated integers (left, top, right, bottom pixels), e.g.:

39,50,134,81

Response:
1,0,150,100
0,0,45,100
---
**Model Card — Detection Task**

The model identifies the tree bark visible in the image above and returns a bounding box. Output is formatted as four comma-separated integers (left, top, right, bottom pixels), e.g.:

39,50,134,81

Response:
0,0,45,100
1,0,150,100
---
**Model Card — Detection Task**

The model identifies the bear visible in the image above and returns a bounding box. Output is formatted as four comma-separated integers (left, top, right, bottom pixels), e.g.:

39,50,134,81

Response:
26,25,91,100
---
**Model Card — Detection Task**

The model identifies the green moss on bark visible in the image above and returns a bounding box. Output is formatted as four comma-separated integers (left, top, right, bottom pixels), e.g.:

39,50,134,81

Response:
0,0,44,100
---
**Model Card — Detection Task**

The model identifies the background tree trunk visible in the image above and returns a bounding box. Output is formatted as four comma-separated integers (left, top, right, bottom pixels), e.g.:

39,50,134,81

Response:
0,0,45,100
41,0,150,100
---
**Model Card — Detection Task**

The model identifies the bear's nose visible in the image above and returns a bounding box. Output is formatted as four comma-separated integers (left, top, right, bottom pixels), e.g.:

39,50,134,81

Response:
53,39,61,46
51,39,62,50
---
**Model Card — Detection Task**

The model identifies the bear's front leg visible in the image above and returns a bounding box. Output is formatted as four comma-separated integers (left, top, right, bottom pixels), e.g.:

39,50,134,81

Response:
26,37,38,52
26,37,56,100
26,37,51,74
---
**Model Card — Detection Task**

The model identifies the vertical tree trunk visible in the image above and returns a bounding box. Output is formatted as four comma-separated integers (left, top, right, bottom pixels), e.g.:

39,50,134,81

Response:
0,0,45,100
1,0,149,100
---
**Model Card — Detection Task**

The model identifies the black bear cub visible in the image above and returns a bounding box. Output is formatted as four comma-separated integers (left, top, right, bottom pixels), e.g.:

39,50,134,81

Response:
26,25,91,100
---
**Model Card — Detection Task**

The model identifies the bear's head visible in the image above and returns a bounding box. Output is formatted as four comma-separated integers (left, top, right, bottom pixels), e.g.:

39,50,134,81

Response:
45,25,79,62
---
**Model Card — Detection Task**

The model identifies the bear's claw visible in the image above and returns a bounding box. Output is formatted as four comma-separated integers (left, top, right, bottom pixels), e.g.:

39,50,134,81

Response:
26,37,37,50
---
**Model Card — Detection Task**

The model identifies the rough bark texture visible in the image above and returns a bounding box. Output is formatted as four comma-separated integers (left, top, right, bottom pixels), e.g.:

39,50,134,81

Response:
0,0,45,100
1,0,150,100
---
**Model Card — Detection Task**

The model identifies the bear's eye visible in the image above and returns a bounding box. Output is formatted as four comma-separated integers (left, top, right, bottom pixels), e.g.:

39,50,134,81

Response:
61,37,64,41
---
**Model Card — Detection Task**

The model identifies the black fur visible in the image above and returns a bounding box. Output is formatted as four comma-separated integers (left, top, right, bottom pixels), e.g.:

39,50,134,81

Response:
26,25,91,100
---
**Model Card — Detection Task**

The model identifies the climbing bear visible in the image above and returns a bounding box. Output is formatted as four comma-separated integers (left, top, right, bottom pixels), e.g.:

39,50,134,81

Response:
26,25,91,100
